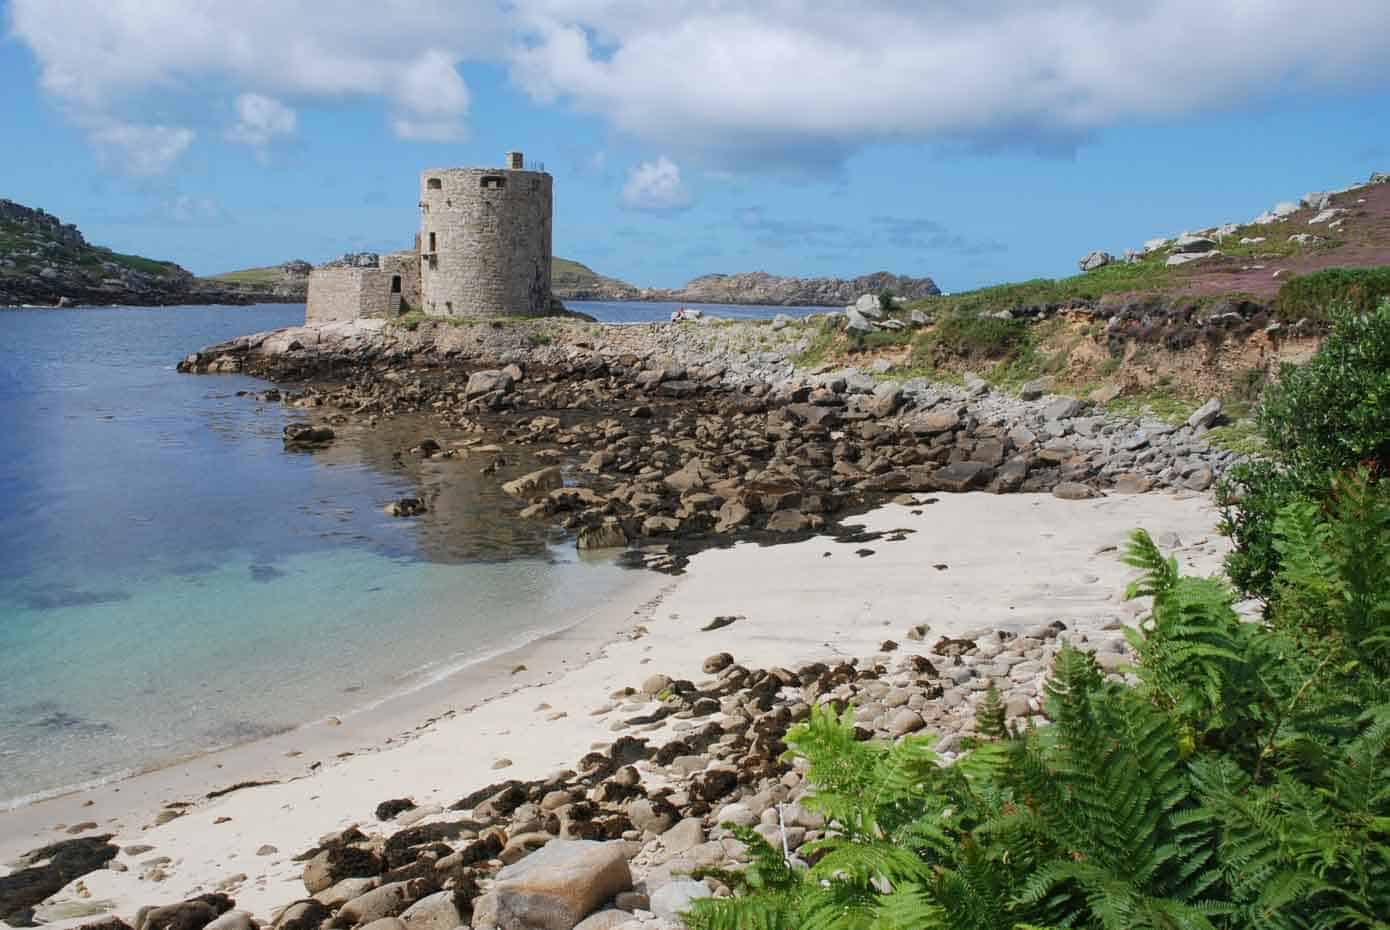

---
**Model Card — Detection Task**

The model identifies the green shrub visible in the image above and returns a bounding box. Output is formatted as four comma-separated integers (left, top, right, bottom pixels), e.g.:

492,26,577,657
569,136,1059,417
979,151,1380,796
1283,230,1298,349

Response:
930,312,1030,359
1273,266,1390,323
849,328,910,352
1259,300,1390,475
687,472,1390,930
878,289,895,313
1219,298,1390,596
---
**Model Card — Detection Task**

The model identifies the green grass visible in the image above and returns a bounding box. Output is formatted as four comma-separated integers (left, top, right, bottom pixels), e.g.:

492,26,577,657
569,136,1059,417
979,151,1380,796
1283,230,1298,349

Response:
1204,421,1266,456
848,329,912,351
206,266,285,285
1273,266,1390,322
551,256,636,293
103,250,179,277
1105,384,1199,424
911,257,1178,320
793,326,838,368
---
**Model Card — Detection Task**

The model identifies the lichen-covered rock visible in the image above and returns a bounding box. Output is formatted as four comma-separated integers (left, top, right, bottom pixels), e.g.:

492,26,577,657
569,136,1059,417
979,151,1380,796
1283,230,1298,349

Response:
490,840,632,930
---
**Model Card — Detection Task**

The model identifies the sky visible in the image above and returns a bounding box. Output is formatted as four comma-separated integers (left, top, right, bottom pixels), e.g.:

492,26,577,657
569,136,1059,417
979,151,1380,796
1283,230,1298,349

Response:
1,1,1388,292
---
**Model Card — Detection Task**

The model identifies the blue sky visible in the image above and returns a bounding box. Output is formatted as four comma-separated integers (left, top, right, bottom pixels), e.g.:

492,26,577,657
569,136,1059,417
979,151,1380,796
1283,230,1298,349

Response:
2,1,1388,291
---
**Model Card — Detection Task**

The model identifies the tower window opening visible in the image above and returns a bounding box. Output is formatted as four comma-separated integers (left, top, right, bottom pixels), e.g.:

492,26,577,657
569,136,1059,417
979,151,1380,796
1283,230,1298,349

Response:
481,175,506,190
391,275,401,294
428,232,436,252
427,177,442,190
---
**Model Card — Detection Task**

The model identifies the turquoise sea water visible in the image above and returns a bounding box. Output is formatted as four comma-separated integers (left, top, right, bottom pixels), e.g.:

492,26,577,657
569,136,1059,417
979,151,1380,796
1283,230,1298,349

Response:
0,300,823,806
0,304,633,806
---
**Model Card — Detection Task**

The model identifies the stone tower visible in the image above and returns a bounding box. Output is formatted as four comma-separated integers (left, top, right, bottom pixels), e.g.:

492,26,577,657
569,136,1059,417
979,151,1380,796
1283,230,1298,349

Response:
418,152,553,318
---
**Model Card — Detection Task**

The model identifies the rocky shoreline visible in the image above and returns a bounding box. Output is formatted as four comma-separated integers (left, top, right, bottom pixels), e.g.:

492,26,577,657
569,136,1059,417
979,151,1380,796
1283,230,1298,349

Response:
3,620,1121,930
0,314,1239,930
176,315,1236,569
0,487,1227,930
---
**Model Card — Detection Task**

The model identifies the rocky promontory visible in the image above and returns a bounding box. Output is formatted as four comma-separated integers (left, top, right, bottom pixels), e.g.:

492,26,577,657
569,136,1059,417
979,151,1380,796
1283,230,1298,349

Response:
175,312,1234,573
0,199,305,308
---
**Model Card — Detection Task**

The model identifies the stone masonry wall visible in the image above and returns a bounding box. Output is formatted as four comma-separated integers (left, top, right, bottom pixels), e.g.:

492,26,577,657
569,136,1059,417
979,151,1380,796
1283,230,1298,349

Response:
419,166,552,318
305,267,395,323
381,252,421,313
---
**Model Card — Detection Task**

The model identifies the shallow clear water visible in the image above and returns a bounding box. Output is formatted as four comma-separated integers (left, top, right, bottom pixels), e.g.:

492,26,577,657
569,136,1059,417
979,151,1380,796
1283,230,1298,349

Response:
0,300,807,807
0,304,630,806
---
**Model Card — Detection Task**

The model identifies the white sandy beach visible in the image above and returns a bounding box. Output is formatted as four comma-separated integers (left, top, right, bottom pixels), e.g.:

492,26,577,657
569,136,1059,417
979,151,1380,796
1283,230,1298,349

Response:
0,491,1230,929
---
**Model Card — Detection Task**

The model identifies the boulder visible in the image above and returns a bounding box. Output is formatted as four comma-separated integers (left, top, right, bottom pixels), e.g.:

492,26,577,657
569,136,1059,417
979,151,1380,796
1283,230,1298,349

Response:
489,840,632,930
888,708,925,737
714,499,751,533
845,308,876,333
1043,397,1084,421
1089,384,1122,403
272,901,329,930
303,847,384,895
764,510,810,533
1078,250,1113,272
1112,474,1153,495
335,881,424,928
649,879,712,921
314,879,380,909
854,293,884,318
502,467,564,499
1170,234,1217,254
140,898,234,930
203,912,257,930
702,652,734,673
1166,250,1219,267
0,835,119,922
909,411,960,436
571,911,630,930
466,370,515,399
384,498,426,518
931,462,993,492
660,819,706,857
1052,482,1100,501
1183,465,1215,491
1186,398,1222,430
283,424,335,446
625,799,675,836
576,522,627,550
399,892,462,930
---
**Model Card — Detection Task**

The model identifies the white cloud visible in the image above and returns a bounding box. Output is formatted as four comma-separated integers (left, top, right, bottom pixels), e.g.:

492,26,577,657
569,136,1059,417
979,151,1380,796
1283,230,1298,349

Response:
11,1,1390,173
510,0,1390,166
164,195,233,225
620,157,693,212
227,93,297,158
87,121,196,176
8,0,502,160
389,51,471,141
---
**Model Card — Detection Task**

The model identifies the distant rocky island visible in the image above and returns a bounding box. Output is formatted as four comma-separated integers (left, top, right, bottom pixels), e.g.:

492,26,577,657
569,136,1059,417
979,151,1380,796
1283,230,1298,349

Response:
550,261,941,306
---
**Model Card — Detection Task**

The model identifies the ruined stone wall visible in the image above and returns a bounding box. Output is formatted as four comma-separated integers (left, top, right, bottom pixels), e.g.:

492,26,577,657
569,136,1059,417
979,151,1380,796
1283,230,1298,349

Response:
305,267,395,323
381,252,421,313
418,167,552,318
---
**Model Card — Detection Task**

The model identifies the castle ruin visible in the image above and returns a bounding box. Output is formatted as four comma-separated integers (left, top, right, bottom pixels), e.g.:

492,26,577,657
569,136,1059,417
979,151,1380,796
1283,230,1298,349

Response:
306,152,552,324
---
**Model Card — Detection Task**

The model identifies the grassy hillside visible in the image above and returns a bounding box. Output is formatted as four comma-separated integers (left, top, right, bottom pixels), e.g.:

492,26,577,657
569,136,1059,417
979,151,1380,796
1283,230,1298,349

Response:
204,266,285,286
0,213,181,280
551,257,638,295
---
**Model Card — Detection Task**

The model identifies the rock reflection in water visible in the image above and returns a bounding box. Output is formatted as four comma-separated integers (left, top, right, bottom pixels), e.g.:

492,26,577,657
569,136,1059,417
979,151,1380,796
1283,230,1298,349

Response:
304,412,556,564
